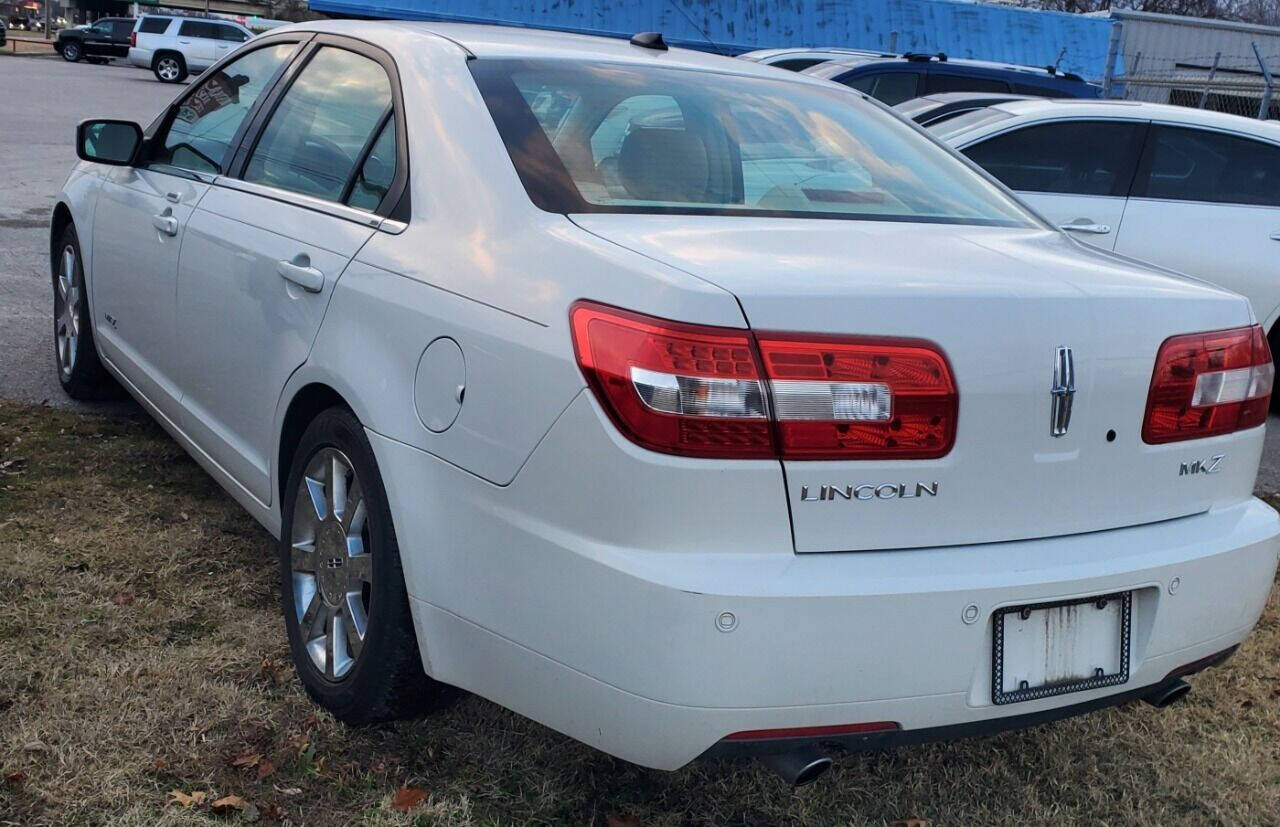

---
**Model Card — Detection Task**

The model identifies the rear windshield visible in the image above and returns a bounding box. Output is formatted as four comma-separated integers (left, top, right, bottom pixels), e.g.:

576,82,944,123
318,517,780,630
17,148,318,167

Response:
471,59,1035,227
925,107,1014,141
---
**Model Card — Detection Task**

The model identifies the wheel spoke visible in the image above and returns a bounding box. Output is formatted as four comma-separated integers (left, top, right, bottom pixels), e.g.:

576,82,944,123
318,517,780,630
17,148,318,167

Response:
291,541,317,573
300,590,325,639
304,476,327,521
342,598,365,658
324,611,338,680
330,455,349,523
341,477,364,535
345,553,371,584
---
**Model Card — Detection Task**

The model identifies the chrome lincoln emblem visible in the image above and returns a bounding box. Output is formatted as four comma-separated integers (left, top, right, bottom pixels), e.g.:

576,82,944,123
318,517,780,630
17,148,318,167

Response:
1050,346,1075,437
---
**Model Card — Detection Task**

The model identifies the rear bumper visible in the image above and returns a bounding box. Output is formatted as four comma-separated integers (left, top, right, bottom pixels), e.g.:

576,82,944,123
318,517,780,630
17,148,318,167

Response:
127,47,151,68
369,398,1280,771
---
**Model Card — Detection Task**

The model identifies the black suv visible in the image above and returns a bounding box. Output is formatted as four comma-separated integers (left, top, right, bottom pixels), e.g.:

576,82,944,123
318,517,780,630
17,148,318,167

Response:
56,17,134,64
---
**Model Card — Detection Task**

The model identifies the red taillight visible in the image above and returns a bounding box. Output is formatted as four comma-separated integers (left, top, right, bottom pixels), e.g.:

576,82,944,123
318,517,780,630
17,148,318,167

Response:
1142,325,1273,444
570,301,958,460
757,334,958,460
130,31,136,47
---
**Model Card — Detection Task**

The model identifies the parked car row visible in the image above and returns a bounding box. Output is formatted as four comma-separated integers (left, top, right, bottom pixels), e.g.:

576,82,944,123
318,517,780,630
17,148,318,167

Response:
55,21,1280,785
53,13,255,82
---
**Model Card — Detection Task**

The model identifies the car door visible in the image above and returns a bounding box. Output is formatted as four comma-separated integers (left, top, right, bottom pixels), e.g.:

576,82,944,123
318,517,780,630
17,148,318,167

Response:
176,20,218,69
176,39,403,503
210,23,249,64
90,39,303,421
79,20,113,56
1114,124,1280,327
959,118,1148,250
107,18,133,56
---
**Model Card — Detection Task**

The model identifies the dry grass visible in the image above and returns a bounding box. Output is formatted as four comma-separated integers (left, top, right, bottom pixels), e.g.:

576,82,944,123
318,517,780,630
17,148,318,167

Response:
2,38,58,57
0,399,1278,826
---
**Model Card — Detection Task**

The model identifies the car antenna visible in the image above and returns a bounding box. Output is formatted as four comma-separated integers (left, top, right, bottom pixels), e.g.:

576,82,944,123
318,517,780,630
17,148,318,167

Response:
630,32,668,51
659,0,729,56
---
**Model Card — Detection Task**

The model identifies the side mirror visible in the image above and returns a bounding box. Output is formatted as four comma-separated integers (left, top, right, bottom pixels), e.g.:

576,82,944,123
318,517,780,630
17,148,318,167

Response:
76,119,143,166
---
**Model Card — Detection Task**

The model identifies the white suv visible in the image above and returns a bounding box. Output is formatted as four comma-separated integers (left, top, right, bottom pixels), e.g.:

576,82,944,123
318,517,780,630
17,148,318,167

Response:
128,14,253,83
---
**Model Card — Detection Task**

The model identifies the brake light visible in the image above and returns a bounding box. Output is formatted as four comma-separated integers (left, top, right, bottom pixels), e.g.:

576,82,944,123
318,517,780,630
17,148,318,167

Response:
1142,325,1273,444
130,31,136,47
570,301,957,460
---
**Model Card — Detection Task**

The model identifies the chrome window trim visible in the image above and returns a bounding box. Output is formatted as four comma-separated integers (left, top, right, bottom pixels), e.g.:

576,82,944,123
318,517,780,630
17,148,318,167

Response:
213,176,386,229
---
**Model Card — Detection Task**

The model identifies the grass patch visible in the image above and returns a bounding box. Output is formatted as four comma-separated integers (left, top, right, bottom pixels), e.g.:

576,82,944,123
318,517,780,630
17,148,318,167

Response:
1,399,1278,825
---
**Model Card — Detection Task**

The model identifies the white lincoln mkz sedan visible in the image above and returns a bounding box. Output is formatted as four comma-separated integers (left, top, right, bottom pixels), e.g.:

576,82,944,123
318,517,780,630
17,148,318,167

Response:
53,21,1280,784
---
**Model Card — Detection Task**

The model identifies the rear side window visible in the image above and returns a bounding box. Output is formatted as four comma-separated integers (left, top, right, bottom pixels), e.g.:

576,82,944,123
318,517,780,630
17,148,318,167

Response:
346,118,397,210
243,47,394,203
1011,82,1059,98
111,20,133,37
1134,125,1280,207
179,20,217,39
926,73,1010,95
842,72,921,105
962,120,1145,197
138,17,171,34
216,24,248,42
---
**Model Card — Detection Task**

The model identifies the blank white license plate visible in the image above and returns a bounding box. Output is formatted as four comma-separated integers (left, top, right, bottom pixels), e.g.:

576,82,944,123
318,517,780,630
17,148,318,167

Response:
992,592,1131,705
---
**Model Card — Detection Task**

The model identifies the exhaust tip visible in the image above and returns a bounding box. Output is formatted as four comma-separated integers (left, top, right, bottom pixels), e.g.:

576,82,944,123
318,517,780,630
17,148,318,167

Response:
1143,678,1191,709
760,750,833,787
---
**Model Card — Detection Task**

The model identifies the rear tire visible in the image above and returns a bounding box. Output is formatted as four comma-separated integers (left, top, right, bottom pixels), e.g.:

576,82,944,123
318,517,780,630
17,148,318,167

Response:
53,224,116,400
153,52,186,83
60,41,80,61
279,407,454,724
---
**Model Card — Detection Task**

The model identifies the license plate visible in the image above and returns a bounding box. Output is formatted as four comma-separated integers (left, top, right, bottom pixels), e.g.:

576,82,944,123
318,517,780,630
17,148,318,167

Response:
992,592,1131,705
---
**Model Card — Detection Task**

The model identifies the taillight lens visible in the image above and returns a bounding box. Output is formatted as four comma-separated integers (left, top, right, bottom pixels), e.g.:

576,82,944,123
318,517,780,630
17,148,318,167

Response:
757,334,957,459
130,31,136,47
1142,325,1273,444
570,301,958,460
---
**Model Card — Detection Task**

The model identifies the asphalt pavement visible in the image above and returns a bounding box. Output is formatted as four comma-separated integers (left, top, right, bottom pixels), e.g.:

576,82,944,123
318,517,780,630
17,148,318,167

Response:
4,52,1280,492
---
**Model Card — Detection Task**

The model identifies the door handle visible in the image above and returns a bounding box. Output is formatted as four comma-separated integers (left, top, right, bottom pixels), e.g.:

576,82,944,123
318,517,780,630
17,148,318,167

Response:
277,256,324,293
151,208,178,237
1270,232,1280,241
1060,222,1111,235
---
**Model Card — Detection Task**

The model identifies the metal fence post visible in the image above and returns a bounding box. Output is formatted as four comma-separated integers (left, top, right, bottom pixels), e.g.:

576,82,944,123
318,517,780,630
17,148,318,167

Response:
1199,52,1221,109
1102,21,1122,98
1253,42,1274,120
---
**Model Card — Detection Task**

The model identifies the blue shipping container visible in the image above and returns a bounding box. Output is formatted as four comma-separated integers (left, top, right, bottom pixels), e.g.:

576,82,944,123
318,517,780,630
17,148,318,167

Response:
306,0,1120,80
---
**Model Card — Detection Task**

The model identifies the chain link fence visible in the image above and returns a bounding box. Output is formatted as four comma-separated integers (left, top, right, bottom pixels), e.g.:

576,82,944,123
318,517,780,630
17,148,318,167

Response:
1107,47,1277,120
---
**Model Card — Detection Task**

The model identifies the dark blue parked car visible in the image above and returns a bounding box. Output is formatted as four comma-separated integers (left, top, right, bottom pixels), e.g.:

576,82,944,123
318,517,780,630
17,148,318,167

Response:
803,52,1101,104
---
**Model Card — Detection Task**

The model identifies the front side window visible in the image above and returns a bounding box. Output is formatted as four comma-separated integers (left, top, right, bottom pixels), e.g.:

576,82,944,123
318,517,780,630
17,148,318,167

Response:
88,20,111,34
243,47,393,203
962,120,1145,197
217,24,248,43
155,42,298,174
1135,126,1280,207
472,59,1033,227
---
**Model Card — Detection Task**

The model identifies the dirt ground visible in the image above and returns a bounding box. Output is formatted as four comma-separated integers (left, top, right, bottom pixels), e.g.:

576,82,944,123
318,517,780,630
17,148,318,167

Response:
1,400,1278,825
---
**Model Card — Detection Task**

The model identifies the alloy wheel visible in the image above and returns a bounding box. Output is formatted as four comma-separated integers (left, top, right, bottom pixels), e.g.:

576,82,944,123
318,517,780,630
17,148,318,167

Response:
157,58,180,81
289,447,373,681
54,245,79,378
62,43,79,60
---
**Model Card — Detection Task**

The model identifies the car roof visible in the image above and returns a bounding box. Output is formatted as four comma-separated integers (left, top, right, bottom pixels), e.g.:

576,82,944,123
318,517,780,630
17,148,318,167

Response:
272,19,851,87
804,54,1090,84
984,98,1280,135
739,47,894,62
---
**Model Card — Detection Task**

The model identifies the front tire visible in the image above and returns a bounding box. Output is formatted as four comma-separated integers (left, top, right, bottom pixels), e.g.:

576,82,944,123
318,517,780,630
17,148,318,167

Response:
53,224,115,400
279,408,452,723
153,52,186,83
60,41,80,61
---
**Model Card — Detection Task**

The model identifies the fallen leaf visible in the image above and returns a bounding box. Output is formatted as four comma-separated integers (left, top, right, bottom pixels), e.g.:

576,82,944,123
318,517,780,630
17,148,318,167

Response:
391,786,428,812
211,794,246,813
152,756,168,771
168,790,208,808
273,785,302,796
256,758,276,780
5,771,25,786
111,592,135,606
301,714,319,730
22,741,48,753
265,803,286,822
606,814,643,827
231,753,262,769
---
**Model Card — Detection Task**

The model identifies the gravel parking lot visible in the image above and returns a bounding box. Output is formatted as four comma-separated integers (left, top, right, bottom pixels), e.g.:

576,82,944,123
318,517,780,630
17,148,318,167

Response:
2,51,1280,826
